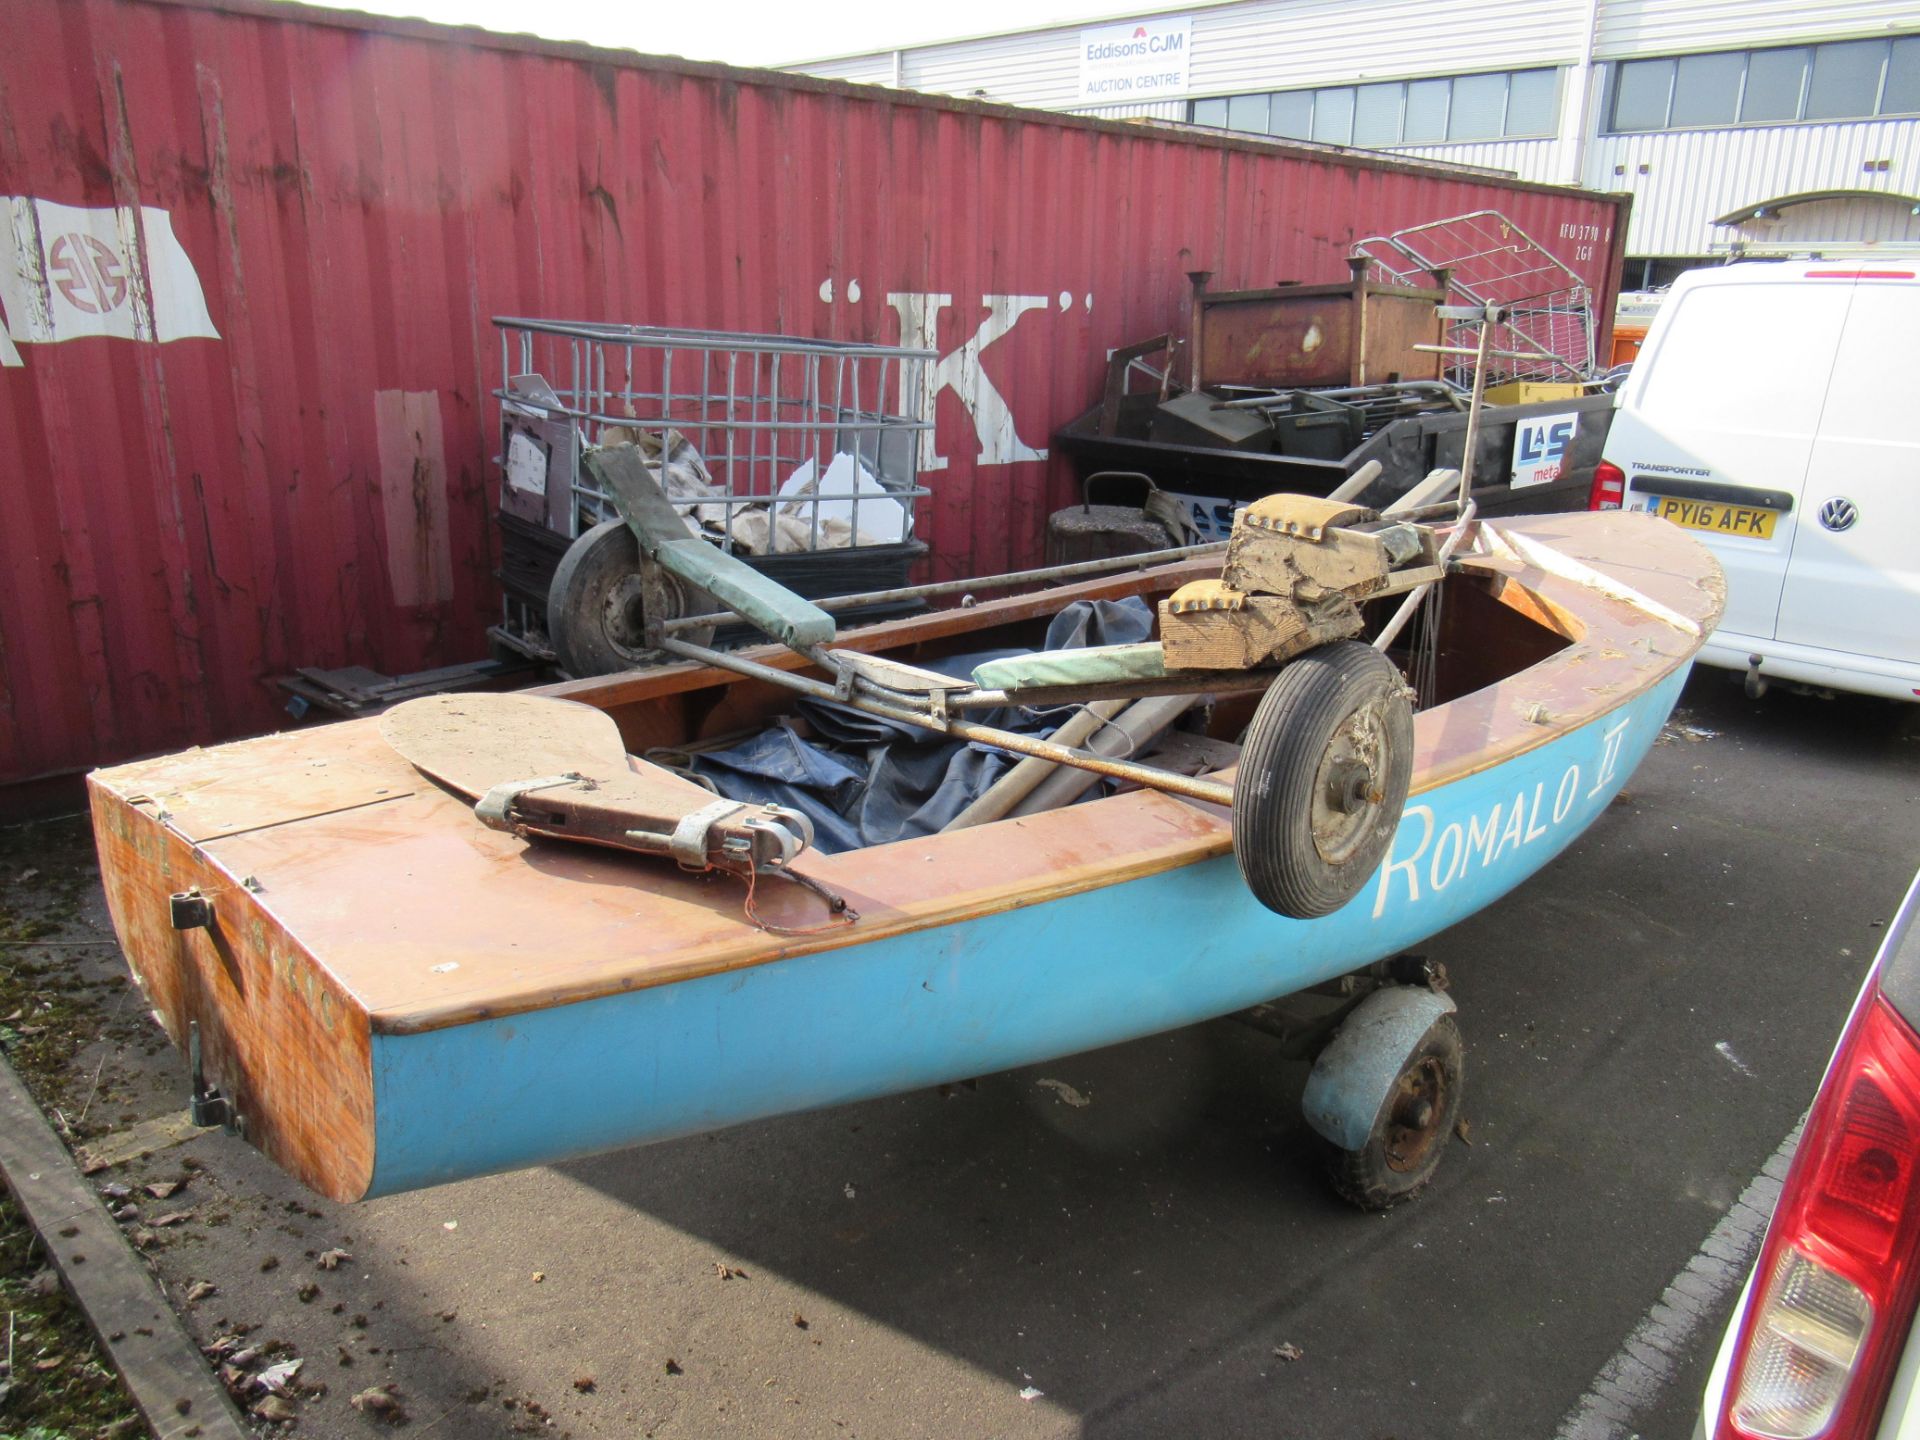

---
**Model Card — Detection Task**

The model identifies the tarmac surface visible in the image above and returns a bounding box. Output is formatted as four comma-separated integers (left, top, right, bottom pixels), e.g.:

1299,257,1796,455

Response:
9,668,1920,1439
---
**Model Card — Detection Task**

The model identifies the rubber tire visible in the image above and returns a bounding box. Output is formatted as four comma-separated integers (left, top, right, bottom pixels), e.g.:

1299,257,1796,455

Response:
1325,1014,1464,1212
1232,640,1413,919
546,520,714,677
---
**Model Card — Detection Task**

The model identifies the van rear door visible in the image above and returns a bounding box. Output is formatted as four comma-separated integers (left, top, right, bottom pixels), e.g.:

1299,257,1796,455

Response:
1773,274,1920,667
1615,276,1851,641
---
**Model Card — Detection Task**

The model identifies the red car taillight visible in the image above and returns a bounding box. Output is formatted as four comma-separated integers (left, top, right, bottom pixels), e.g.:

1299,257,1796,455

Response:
1717,991,1920,1440
1589,460,1626,511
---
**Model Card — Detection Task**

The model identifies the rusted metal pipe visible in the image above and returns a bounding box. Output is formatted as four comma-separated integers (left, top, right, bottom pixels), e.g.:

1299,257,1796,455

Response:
1373,502,1477,654
656,541,1225,634
942,699,1129,831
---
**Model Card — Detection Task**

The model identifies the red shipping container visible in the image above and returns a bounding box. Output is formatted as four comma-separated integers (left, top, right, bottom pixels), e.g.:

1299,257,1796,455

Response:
0,0,1631,808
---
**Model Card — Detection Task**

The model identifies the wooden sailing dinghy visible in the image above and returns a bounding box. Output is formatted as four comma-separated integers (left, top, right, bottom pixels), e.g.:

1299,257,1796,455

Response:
88,505,1721,1205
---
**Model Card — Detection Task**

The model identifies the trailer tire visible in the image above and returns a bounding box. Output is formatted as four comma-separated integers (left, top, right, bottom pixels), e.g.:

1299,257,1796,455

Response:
1233,641,1413,919
1326,1014,1463,1211
548,520,711,677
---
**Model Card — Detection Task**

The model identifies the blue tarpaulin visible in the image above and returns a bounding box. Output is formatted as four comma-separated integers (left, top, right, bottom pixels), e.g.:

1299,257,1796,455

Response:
689,599,1155,852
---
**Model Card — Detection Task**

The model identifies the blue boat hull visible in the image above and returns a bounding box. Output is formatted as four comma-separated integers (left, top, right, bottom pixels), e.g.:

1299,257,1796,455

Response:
366,664,1687,1196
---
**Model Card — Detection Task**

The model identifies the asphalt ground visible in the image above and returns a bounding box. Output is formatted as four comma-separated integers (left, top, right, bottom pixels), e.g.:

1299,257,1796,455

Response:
5,668,1918,1440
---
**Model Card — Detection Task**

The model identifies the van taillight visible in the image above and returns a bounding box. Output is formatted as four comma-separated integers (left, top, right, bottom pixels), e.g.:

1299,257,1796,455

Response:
1717,991,1920,1440
1589,460,1626,511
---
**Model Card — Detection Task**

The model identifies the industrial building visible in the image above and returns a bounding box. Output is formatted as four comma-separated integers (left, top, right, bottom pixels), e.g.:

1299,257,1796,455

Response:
793,0,1920,286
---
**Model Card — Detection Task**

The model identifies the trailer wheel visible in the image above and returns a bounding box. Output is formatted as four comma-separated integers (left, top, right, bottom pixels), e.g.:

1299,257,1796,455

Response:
1326,1014,1463,1211
1233,641,1413,919
547,520,710,676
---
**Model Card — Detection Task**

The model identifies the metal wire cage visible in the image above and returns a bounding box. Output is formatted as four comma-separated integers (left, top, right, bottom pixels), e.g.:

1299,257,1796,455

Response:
488,319,937,665
494,318,936,554
1352,211,1597,385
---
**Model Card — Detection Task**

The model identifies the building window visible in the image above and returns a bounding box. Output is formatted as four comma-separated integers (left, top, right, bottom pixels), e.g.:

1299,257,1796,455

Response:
1188,67,1560,146
1604,36,1920,132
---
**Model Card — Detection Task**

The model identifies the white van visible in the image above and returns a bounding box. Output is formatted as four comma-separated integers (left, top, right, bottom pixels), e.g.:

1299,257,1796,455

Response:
1594,262,1920,703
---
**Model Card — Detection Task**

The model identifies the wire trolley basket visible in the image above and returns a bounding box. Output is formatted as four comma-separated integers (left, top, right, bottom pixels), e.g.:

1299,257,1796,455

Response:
490,318,936,670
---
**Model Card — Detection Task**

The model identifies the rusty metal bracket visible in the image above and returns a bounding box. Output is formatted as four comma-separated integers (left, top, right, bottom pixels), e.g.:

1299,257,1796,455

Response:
474,772,588,832
667,799,750,867
168,888,213,931
187,1020,236,1133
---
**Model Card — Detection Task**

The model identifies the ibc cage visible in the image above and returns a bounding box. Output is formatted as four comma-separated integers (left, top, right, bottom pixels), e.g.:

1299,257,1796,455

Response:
490,318,936,663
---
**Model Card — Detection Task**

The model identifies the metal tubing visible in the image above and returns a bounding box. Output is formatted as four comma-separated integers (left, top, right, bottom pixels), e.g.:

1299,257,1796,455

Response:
656,541,1226,633
1372,502,1477,654
1457,309,1496,507
942,699,1129,831
1217,380,1459,409
1007,694,1199,818
950,669,1279,710
654,636,1237,808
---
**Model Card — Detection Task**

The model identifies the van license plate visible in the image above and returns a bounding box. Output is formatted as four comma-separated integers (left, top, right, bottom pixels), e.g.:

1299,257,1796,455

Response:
1644,495,1778,540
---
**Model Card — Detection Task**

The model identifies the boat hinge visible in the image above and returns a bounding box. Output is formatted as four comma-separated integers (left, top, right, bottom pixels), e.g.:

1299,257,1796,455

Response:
186,1020,239,1134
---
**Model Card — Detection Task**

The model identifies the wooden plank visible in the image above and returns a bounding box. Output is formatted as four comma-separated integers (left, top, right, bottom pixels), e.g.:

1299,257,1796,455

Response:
75,1110,214,1174
0,1055,249,1440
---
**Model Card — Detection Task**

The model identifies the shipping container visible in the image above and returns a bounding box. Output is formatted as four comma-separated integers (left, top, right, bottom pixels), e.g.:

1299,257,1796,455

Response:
0,0,1631,808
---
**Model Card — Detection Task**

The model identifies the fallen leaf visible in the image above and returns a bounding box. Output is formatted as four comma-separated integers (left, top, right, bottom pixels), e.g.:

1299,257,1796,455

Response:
229,1347,261,1369
1035,1078,1091,1108
33,1355,66,1372
19,867,38,882
145,1180,183,1199
28,1267,60,1298
100,1182,132,1199
251,1394,297,1423
1272,1342,1304,1362
350,1385,408,1423
151,1210,194,1227
297,1282,320,1303
1453,1118,1473,1146
256,1359,303,1394
572,1375,595,1393
664,1358,683,1376
792,1313,809,1330
531,1271,544,1283
316,1248,351,1270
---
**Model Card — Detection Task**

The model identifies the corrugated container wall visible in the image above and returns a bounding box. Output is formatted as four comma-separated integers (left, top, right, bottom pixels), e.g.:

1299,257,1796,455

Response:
0,0,1629,805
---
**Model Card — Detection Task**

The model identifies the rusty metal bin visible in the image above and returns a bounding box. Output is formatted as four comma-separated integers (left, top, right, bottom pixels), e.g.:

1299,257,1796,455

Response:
1189,258,1447,391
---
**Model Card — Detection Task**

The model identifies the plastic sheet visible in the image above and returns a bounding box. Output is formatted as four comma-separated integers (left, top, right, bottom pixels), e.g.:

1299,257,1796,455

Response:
689,600,1155,852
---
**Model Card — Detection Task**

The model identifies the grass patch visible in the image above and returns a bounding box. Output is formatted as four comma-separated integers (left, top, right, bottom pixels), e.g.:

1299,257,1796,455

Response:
0,1185,143,1439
